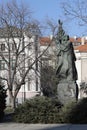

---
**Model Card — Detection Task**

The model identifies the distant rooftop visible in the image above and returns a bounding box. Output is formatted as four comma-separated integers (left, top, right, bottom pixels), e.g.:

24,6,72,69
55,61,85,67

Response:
39,37,51,46
39,37,83,45
39,36,87,52
75,44,87,52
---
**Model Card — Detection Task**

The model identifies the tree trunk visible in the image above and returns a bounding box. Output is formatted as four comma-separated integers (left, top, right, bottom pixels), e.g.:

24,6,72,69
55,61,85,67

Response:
10,97,16,110
9,90,16,109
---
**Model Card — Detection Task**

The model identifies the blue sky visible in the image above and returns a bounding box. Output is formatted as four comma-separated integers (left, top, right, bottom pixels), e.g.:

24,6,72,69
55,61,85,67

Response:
0,0,86,37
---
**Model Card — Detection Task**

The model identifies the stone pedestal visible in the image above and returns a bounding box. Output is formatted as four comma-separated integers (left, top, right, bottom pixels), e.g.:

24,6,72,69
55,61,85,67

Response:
57,81,77,104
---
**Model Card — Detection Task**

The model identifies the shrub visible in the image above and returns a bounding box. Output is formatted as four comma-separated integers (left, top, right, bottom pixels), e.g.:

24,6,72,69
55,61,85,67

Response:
59,98,87,124
0,84,7,121
4,106,14,114
58,101,76,123
65,98,87,124
13,96,62,123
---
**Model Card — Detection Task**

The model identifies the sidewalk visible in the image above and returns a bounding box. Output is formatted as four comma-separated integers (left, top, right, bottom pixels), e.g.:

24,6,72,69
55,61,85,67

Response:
0,123,87,130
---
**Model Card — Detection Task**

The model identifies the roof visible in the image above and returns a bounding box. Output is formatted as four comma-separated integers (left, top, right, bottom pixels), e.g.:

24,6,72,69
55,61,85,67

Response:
69,37,81,43
39,37,82,46
39,37,51,46
40,37,87,52
75,44,87,52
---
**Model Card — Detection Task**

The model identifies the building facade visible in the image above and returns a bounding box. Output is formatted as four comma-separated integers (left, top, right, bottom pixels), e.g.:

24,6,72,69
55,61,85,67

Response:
0,31,41,105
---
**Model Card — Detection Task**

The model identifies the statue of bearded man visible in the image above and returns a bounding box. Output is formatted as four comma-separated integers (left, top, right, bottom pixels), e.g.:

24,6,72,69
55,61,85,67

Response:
55,20,78,104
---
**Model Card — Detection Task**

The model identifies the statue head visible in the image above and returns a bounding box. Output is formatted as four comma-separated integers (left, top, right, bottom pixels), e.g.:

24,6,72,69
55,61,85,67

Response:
63,35,69,41
56,20,65,43
56,19,70,45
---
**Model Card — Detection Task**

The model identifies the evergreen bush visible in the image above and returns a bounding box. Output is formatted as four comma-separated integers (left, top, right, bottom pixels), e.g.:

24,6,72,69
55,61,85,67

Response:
13,96,62,123
65,98,87,124
14,96,87,124
0,84,7,121
58,101,76,123
59,98,87,124
41,66,57,97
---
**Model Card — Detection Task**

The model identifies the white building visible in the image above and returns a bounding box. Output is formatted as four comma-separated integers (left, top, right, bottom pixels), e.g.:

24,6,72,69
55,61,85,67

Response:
0,28,41,105
39,37,56,68
16,35,41,104
75,43,87,98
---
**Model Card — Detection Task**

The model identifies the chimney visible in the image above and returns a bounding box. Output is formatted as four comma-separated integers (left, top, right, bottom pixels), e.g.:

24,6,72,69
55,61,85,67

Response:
85,36,87,40
49,35,53,40
81,37,85,45
74,36,77,40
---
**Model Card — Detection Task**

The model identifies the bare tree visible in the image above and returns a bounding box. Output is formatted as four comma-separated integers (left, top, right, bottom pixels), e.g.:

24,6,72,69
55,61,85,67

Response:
0,1,49,109
45,18,58,37
62,0,87,27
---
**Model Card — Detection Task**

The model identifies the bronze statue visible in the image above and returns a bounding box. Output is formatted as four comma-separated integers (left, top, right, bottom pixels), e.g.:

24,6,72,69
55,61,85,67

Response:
56,20,78,104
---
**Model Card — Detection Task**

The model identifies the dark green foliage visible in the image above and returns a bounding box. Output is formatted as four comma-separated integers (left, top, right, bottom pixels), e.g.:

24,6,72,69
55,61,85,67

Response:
58,101,76,123
41,66,57,97
13,97,87,124
59,98,87,124
64,98,87,124
13,96,62,123
0,84,7,121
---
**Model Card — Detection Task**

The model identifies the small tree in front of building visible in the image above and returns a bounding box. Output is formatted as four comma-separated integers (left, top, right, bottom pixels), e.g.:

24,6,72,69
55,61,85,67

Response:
0,1,42,109
0,83,7,121
41,65,57,97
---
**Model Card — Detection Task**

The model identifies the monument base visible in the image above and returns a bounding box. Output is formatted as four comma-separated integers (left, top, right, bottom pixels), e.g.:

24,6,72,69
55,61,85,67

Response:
57,81,78,104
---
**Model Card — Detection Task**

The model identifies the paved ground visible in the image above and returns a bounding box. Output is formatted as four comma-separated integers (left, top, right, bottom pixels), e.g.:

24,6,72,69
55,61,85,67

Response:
0,123,87,130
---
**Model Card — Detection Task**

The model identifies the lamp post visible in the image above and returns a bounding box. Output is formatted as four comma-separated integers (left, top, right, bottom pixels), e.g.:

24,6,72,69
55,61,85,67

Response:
22,50,26,101
34,35,39,91
22,35,26,102
32,27,40,92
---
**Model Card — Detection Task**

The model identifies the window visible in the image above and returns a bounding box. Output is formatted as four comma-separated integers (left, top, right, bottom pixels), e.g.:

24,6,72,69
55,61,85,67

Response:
28,43,32,50
36,78,38,91
73,42,81,46
28,58,33,66
1,44,5,51
44,50,49,56
11,59,15,70
0,60,5,70
12,62,15,70
28,78,31,91
12,44,15,51
28,59,31,66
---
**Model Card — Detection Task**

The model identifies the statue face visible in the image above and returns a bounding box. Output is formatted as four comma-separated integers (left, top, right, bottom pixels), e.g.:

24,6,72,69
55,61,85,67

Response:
62,35,69,43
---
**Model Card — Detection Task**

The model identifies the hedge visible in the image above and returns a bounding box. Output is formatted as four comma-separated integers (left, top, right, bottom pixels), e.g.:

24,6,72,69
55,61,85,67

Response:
13,96,62,123
0,84,7,121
